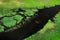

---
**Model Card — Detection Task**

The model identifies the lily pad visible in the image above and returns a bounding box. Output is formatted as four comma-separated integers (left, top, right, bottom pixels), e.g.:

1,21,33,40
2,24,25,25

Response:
2,17,16,27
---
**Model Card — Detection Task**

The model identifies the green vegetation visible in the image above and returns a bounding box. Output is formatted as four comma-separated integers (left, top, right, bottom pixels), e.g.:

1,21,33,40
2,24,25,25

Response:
2,17,16,27
0,25,4,32
0,0,60,8
0,8,37,32
0,0,60,40
13,15,23,23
